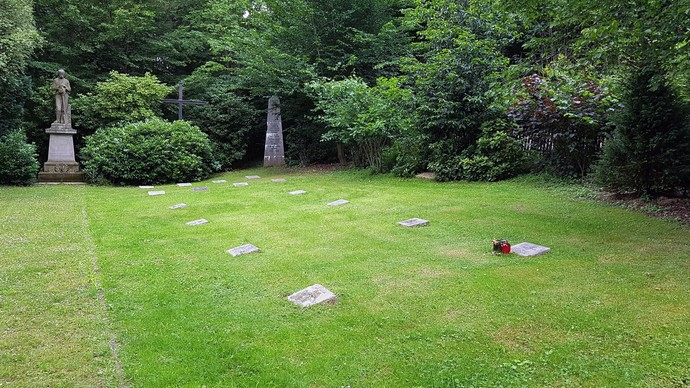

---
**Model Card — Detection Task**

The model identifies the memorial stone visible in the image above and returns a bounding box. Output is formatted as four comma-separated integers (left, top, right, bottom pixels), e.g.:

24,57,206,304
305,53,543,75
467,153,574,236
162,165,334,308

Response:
139,185,154,189
170,203,188,209
327,199,350,206
271,178,286,183
177,183,192,187
186,219,208,226
192,186,209,192
263,96,285,167
289,190,307,195
288,284,338,307
233,182,249,187
397,218,429,227
226,244,261,257
245,175,261,179
212,180,227,184
511,242,551,257
38,69,85,182
148,191,166,196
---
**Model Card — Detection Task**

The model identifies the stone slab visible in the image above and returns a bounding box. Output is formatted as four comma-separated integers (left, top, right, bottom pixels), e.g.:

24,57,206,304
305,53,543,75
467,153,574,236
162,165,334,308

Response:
226,243,261,257
245,175,261,179
233,182,249,187
37,171,85,183
288,284,338,308
192,186,209,192
148,191,166,196
271,178,286,183
327,199,350,206
397,218,429,227
177,183,192,187
46,123,77,135
139,185,154,189
186,218,208,226
511,242,551,257
169,203,188,209
42,161,80,173
289,190,307,195
212,180,227,183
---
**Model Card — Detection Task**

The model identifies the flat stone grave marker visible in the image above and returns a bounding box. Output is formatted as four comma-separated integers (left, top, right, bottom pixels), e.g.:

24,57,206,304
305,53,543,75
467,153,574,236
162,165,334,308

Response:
139,185,154,189
245,175,261,179
186,218,208,226
397,218,429,227
289,190,307,195
227,243,261,257
169,203,188,209
177,183,192,187
212,180,227,184
233,182,249,187
288,284,338,307
148,191,166,196
511,242,551,257
192,186,209,192
327,199,350,206
271,178,286,183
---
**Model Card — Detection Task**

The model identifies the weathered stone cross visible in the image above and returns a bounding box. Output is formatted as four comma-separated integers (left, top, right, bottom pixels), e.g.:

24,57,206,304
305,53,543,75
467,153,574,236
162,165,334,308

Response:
161,81,207,120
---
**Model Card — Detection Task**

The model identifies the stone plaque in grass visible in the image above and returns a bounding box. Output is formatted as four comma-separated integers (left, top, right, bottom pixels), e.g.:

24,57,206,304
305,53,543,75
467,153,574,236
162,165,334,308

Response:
233,182,249,187
289,190,307,195
212,180,227,184
226,243,261,257
271,178,286,183
169,203,188,209
288,284,338,307
327,199,349,206
186,218,208,226
139,185,154,189
192,186,209,192
245,175,261,179
397,218,429,227
511,242,551,257
148,191,166,196
177,183,192,187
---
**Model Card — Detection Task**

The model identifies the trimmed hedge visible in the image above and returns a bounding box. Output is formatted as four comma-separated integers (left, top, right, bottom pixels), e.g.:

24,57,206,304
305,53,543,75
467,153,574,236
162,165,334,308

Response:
80,119,215,185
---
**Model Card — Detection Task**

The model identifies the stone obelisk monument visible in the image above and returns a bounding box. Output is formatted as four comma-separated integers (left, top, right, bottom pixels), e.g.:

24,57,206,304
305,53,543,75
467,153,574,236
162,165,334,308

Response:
38,69,85,182
263,96,285,167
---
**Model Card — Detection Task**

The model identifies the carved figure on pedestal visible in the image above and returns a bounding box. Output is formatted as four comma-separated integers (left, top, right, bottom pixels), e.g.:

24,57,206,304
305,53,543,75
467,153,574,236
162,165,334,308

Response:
52,69,71,124
38,68,84,182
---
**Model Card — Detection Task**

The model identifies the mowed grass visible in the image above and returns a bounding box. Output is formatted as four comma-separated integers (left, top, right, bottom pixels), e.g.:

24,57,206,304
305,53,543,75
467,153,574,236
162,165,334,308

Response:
0,185,119,387
3,169,689,386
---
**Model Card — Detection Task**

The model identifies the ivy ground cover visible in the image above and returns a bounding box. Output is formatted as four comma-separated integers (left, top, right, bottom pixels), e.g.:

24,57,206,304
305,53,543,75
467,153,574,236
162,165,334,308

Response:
2,169,689,386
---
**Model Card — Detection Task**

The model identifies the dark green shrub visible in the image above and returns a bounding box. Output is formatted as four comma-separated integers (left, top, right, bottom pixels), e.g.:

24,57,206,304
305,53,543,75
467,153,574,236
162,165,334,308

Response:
80,118,215,185
0,129,40,185
594,65,690,196
428,119,532,182
459,120,533,181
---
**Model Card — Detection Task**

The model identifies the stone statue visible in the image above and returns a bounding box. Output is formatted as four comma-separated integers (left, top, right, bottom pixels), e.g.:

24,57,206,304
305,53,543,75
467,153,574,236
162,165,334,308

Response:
38,68,84,182
52,69,71,124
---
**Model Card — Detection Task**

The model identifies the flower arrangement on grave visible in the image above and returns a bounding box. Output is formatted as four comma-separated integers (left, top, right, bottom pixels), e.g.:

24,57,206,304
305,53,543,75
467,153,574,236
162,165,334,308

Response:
492,238,511,254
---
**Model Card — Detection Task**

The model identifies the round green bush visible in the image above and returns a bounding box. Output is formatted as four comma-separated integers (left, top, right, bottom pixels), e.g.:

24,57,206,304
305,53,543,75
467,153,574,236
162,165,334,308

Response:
80,119,215,185
0,129,40,186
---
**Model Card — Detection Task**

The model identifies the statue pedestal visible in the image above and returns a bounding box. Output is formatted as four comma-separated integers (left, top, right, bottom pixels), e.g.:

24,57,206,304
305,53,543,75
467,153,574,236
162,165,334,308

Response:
38,123,85,183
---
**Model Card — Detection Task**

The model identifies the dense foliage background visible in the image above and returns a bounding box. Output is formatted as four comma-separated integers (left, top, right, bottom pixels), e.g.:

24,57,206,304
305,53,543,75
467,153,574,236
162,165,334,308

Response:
1,0,689,191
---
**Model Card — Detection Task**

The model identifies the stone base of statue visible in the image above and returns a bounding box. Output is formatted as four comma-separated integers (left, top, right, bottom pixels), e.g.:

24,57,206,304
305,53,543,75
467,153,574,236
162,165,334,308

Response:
38,122,85,183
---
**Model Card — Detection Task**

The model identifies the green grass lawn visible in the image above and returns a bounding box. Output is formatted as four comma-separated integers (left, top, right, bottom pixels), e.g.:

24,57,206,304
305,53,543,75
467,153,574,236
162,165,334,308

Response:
2,169,689,386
